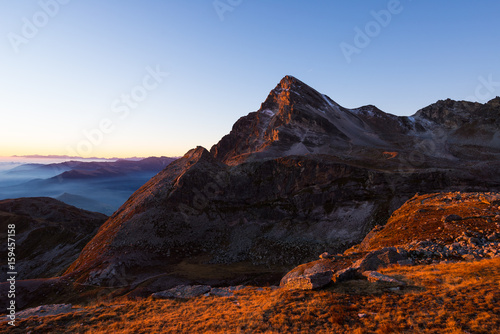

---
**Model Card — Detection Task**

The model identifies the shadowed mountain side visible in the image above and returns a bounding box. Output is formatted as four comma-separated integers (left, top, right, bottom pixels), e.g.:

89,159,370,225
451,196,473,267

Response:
65,76,500,288
0,198,107,281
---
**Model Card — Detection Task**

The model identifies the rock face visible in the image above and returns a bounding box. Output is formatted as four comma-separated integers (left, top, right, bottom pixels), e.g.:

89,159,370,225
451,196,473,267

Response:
0,198,107,281
281,191,500,291
66,76,500,287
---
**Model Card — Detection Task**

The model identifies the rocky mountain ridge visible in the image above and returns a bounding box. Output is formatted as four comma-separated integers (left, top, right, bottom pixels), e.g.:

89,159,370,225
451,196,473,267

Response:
0,197,107,281
63,76,500,289
280,192,500,290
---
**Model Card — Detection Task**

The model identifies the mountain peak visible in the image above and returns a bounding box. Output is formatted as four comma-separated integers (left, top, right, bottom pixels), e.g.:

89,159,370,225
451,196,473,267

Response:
270,75,315,98
260,75,327,114
277,75,305,89
487,96,500,107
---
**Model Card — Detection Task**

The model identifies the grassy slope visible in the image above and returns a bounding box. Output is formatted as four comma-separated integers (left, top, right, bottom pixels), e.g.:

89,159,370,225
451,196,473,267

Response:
2,257,499,333
2,192,500,333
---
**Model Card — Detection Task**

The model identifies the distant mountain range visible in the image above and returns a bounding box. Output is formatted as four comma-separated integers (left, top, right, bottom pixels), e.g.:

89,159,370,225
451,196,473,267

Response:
0,157,177,214
10,154,154,160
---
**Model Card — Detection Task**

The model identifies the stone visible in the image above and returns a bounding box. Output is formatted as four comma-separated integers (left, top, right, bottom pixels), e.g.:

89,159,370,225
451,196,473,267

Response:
444,214,462,222
280,259,336,289
487,232,500,241
281,271,333,290
362,271,406,285
352,247,406,272
461,254,477,262
332,267,363,283
210,285,246,297
16,304,78,320
152,285,211,299
468,237,480,246
319,252,333,259
397,259,413,266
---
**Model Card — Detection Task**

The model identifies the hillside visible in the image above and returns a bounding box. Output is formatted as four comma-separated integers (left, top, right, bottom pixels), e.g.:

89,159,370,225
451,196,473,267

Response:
64,76,500,290
1,192,499,333
1,76,500,332
0,198,107,281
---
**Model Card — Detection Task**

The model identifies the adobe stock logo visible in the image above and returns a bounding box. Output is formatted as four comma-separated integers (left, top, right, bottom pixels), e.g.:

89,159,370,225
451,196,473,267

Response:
213,0,243,21
7,0,71,54
340,0,404,64
465,74,500,103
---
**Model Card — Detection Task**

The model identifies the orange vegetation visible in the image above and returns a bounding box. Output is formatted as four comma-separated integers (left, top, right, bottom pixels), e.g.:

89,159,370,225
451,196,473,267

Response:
382,151,398,159
356,192,500,252
2,257,500,333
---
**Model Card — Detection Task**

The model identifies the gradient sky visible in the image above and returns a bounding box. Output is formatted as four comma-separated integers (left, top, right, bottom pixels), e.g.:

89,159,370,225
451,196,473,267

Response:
1,0,499,158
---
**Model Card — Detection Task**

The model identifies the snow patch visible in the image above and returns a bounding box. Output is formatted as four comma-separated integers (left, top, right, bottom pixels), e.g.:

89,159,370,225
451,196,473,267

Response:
260,109,275,117
351,107,374,117
322,95,337,109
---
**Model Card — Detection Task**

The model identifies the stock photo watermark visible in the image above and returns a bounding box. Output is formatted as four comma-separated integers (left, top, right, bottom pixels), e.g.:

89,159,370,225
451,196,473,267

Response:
340,0,405,64
66,65,169,158
6,224,17,326
7,0,71,54
465,74,500,103
213,0,243,21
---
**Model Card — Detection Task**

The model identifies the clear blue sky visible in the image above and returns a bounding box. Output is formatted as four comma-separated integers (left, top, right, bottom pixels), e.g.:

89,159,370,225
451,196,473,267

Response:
1,0,499,158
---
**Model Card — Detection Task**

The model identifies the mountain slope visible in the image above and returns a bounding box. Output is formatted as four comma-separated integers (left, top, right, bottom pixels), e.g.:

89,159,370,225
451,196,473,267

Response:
212,76,500,166
3,194,500,333
0,198,107,281
65,76,500,288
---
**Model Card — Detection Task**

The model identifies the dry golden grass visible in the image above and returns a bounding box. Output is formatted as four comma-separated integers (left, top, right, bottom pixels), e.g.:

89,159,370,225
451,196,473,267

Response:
357,192,500,252
2,257,500,333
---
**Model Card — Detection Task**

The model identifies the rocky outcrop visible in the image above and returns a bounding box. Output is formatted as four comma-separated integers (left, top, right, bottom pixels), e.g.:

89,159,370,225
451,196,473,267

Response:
356,192,500,254
281,191,500,291
0,198,107,281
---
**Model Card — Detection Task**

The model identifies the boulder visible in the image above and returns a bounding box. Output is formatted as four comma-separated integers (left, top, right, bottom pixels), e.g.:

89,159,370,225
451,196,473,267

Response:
444,214,462,222
280,271,333,290
280,259,337,290
319,252,334,259
332,267,362,283
352,247,406,272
